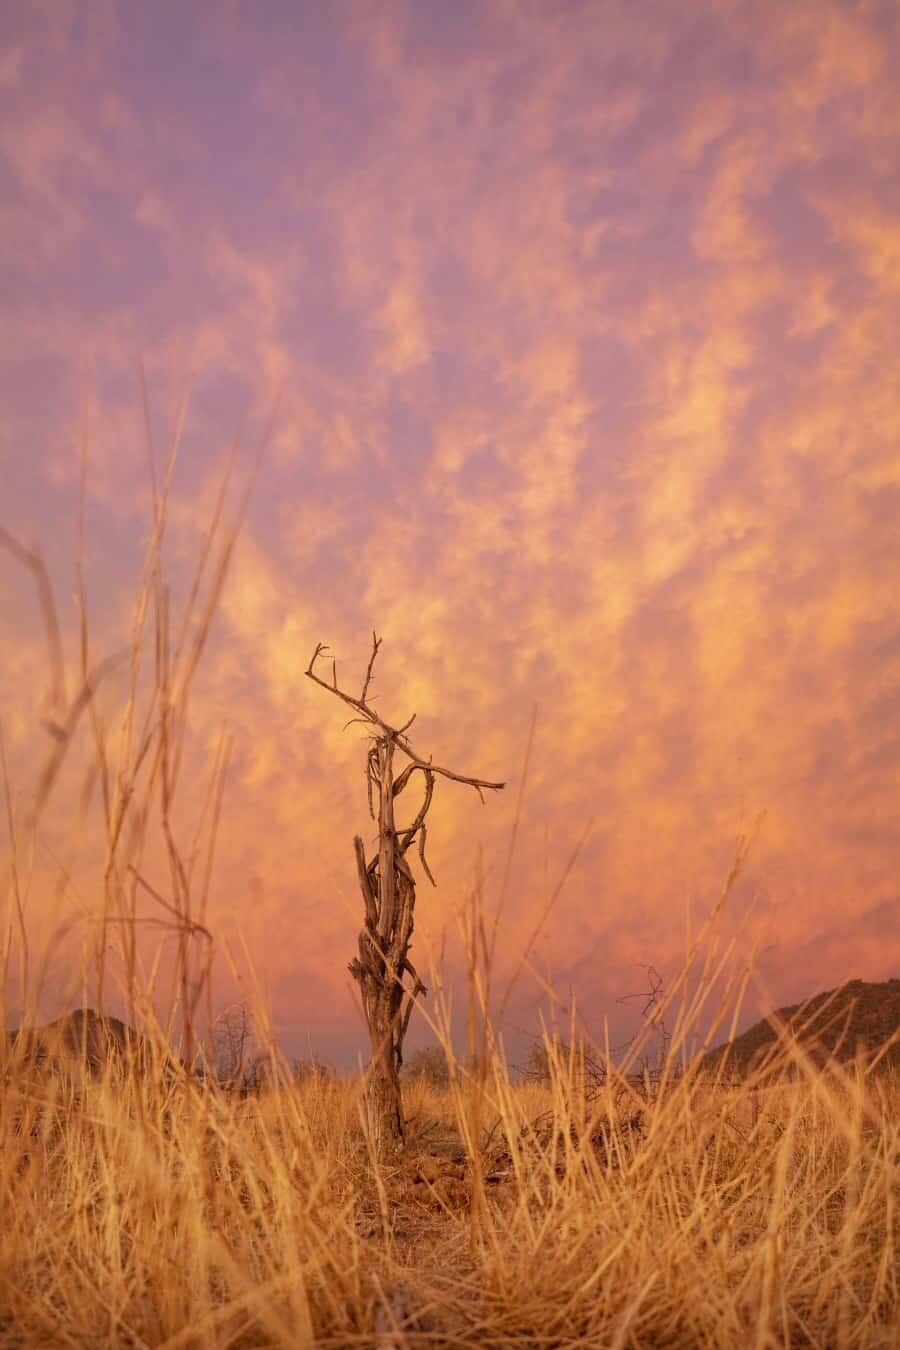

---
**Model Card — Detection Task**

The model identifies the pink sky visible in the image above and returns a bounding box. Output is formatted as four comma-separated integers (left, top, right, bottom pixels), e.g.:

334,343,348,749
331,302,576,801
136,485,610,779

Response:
2,0,899,1065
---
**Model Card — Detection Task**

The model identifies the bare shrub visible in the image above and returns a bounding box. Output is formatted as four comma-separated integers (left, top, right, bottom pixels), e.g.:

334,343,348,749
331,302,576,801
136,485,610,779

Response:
402,1044,451,1089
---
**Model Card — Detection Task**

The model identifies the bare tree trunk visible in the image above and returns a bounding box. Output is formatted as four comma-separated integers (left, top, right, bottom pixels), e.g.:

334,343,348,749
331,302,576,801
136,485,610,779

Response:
371,736,402,1147
354,791,414,1152
366,997,404,1152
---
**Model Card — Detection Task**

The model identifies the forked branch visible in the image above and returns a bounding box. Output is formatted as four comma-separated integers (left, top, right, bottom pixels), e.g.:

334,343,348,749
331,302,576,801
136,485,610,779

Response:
306,632,505,800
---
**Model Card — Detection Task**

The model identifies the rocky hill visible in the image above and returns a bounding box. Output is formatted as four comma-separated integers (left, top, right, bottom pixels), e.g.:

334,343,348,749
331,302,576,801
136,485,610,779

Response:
703,977,900,1078
5,1007,177,1078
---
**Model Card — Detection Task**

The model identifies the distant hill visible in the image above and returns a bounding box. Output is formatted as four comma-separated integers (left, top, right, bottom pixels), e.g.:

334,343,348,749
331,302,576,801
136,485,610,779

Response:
702,978,900,1078
5,1007,178,1078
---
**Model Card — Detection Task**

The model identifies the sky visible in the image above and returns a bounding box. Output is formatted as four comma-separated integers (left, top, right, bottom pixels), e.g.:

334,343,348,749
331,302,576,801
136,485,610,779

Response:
1,0,899,1066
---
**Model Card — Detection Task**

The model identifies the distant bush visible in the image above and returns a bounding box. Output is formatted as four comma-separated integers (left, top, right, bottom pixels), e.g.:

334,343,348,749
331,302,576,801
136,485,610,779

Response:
402,1045,450,1088
292,1056,335,1085
520,1037,573,1085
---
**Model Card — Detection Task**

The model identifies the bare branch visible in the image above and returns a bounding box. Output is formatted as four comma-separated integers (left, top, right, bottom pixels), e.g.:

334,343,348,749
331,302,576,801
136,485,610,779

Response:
360,629,382,704
392,762,417,798
354,834,378,930
418,821,436,887
398,960,426,1050
398,768,435,855
366,753,376,821
402,955,425,992
305,639,505,794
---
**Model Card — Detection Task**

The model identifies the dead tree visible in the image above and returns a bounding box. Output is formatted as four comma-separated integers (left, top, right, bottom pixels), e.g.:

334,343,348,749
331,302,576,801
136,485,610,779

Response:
212,1001,256,1093
306,633,504,1155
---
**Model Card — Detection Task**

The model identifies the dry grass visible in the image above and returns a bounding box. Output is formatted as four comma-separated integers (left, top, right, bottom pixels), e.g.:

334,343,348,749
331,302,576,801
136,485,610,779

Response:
2,417,897,1345
0,1020,897,1346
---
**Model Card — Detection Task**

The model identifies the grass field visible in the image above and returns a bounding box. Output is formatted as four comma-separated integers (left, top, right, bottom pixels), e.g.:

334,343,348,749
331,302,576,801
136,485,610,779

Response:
2,1010,897,1347
2,455,897,1346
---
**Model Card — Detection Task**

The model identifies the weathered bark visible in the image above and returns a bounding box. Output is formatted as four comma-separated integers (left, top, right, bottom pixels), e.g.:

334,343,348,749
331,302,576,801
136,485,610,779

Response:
351,798,416,1152
364,976,405,1151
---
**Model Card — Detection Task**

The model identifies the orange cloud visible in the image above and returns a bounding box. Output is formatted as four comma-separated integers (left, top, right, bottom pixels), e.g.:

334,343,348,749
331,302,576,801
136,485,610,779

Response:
2,0,899,1060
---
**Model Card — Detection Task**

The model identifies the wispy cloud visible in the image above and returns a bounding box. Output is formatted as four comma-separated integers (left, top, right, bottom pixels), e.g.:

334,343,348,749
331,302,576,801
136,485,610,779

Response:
2,0,898,1057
